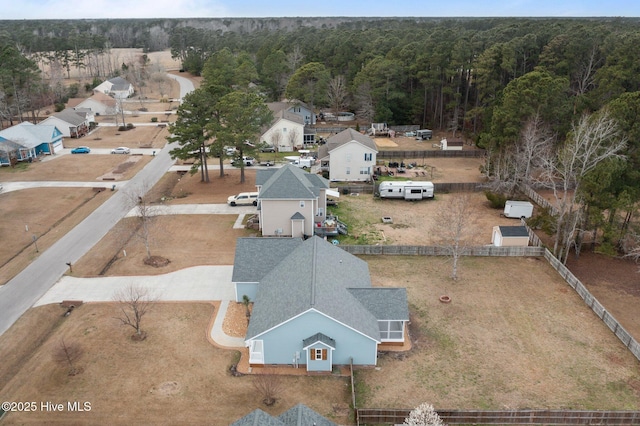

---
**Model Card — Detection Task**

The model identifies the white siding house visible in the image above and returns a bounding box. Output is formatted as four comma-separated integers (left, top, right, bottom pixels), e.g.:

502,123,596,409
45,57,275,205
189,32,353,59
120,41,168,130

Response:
260,110,305,152
318,128,378,182
68,92,117,117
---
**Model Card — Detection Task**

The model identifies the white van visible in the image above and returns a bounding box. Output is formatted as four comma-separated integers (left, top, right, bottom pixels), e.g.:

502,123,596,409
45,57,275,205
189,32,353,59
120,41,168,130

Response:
227,192,259,206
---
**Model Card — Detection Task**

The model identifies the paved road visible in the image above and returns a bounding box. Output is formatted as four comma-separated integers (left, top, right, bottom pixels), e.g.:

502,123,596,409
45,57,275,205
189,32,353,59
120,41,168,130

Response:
0,74,195,337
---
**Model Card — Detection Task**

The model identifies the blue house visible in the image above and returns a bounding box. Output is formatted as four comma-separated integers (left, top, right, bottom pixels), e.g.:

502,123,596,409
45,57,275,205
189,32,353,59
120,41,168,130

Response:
0,122,64,165
238,236,409,372
231,403,337,426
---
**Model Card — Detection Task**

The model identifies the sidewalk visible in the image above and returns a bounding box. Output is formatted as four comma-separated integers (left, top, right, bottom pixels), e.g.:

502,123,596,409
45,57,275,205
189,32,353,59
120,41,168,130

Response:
34,265,245,348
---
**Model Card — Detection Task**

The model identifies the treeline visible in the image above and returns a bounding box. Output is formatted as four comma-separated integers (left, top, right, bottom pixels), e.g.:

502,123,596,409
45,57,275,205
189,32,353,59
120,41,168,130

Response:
3,17,640,259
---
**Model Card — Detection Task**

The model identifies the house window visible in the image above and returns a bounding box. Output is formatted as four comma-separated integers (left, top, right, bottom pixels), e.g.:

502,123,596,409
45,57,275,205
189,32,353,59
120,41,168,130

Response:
379,321,404,341
346,167,351,175
283,127,287,132
364,153,372,161
360,167,369,175
313,348,327,360
300,201,305,207
346,153,351,162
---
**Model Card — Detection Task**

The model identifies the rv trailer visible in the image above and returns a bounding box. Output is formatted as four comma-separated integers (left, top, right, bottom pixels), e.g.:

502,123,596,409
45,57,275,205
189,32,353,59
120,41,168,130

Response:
378,181,434,200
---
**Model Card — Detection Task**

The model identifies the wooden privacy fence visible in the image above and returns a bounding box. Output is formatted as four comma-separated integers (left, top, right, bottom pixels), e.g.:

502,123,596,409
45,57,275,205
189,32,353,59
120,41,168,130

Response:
520,183,559,215
543,249,640,362
377,149,485,159
356,408,640,425
341,245,545,257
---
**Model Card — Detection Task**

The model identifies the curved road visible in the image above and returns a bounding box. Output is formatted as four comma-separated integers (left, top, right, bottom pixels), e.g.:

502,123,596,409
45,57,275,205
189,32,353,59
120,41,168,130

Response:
0,74,194,336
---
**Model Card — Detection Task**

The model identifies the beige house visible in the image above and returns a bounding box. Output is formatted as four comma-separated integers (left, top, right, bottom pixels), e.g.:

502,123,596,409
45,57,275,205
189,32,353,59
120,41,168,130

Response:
260,109,305,152
67,92,117,117
318,128,378,182
492,226,530,247
256,164,334,238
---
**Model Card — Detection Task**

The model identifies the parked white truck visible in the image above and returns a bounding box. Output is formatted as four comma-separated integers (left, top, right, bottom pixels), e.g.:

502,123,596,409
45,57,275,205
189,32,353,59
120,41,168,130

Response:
503,200,534,219
285,156,316,168
378,181,434,200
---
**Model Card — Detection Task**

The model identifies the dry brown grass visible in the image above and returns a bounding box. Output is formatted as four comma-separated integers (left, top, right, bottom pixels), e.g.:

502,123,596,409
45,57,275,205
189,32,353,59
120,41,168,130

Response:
362,256,640,410
0,188,112,285
0,303,351,425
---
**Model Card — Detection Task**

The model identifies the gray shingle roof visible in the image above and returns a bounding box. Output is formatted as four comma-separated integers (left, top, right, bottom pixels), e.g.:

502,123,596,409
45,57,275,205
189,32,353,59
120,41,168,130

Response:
232,237,303,283
291,212,306,220
326,128,378,153
52,108,87,126
230,408,286,426
498,226,529,237
259,164,328,200
231,404,337,426
277,403,338,426
246,236,380,341
348,288,410,320
302,332,336,349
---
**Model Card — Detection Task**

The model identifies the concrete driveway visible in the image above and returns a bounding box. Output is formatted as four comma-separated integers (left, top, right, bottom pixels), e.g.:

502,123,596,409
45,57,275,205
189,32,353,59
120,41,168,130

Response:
34,265,235,306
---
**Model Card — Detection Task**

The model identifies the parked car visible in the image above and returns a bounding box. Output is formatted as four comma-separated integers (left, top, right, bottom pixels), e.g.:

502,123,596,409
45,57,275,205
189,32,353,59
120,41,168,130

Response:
233,156,256,167
111,147,131,154
71,146,91,154
260,145,276,153
227,192,259,206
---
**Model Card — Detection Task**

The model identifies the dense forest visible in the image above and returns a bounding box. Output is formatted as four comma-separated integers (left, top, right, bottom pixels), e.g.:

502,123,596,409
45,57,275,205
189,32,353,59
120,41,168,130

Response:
2,17,640,261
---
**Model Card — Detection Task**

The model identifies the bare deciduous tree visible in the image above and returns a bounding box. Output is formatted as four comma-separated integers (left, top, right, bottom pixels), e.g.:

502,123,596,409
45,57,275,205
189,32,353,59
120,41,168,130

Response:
430,194,480,280
252,370,283,406
288,127,300,150
403,403,446,426
287,45,304,73
53,338,83,376
125,187,159,262
327,75,348,115
113,284,157,341
355,83,375,123
537,111,626,263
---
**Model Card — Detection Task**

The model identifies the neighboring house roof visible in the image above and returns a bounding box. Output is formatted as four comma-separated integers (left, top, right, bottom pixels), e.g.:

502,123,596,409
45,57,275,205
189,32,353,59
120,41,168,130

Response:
0,122,60,149
498,226,529,237
246,236,380,342
348,288,410,320
90,91,118,107
232,237,302,283
51,109,88,126
258,164,329,200
326,128,378,153
277,403,337,426
108,76,132,92
231,404,337,426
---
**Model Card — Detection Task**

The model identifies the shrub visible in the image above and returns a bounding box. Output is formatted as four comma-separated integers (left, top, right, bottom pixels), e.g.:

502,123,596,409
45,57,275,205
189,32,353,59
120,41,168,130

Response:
150,117,158,123
126,123,135,129
54,103,65,112
118,125,127,131
484,190,507,209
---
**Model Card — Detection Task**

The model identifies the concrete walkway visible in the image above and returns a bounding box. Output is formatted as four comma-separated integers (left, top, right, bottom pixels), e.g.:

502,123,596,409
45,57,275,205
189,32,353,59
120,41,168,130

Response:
34,265,245,348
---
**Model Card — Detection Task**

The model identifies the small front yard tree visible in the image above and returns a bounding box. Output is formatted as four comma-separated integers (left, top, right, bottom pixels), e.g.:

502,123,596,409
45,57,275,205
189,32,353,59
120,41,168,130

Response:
113,284,157,341
53,338,83,376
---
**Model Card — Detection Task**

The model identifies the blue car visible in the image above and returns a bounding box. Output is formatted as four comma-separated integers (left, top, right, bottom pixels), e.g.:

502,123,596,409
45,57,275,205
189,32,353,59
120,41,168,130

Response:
71,146,91,154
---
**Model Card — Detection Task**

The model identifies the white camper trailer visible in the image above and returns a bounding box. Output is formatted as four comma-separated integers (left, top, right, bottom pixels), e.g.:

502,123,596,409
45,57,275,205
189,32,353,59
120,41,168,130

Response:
378,181,434,200
503,200,534,219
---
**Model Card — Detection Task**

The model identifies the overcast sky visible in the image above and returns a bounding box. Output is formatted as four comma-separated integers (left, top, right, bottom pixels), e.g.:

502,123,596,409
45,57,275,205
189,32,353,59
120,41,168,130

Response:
2,0,639,20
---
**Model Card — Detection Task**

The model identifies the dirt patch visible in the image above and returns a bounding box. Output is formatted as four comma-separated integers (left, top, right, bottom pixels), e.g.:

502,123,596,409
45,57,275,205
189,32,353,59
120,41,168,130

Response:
223,302,250,338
